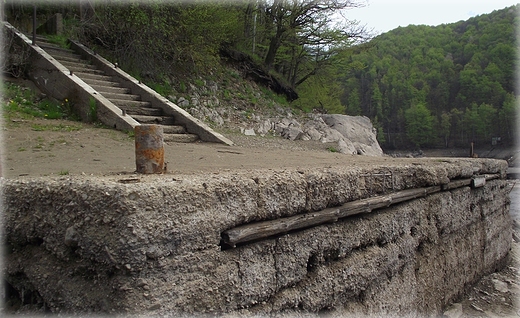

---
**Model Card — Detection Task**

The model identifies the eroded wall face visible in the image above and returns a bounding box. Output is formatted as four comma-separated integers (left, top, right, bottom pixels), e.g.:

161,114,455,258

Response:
2,160,512,316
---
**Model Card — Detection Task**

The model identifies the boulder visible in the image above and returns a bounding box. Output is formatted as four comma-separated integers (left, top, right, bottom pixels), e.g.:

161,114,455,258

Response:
282,127,304,141
244,128,256,136
257,119,274,136
321,114,383,156
337,138,357,155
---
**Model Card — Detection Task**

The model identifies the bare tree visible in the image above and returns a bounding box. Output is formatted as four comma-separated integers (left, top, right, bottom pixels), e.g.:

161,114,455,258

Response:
261,0,367,71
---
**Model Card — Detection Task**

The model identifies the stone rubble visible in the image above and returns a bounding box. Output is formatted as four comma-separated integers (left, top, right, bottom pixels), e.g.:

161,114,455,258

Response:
169,80,384,157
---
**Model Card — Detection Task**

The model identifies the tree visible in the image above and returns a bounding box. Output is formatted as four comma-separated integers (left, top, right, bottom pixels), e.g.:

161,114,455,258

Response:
404,103,434,148
498,93,518,140
261,0,366,68
439,112,451,147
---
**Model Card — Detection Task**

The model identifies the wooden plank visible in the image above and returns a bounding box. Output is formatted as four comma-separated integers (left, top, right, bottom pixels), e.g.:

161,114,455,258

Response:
221,185,441,247
442,179,472,191
484,173,500,181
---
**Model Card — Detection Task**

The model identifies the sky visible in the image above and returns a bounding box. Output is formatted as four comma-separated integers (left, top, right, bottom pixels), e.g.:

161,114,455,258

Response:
344,0,519,34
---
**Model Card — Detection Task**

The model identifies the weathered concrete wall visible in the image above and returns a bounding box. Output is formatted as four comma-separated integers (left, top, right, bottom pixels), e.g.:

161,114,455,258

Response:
2,158,511,316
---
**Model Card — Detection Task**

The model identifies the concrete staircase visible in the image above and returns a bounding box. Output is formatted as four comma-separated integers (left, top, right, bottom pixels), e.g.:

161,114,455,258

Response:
34,36,198,143
4,21,232,145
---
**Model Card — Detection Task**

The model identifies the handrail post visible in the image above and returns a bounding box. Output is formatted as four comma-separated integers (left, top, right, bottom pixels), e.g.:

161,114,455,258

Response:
32,5,36,45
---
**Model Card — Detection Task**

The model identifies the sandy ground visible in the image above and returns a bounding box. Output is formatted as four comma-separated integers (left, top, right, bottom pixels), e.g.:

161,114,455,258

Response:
1,117,424,178
2,116,519,316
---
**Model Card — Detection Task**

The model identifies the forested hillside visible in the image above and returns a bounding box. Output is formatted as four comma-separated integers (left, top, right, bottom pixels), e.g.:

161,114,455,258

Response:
4,1,518,150
340,5,518,149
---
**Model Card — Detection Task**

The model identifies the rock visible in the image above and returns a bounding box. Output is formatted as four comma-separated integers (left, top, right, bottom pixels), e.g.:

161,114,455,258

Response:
188,105,224,126
282,127,304,141
273,118,302,140
244,129,256,136
305,127,323,141
337,138,357,155
492,279,509,293
319,127,344,143
177,97,190,108
64,226,79,247
470,303,484,312
257,120,274,136
320,114,383,156
146,246,161,259
207,81,218,93
136,278,147,287
443,302,462,318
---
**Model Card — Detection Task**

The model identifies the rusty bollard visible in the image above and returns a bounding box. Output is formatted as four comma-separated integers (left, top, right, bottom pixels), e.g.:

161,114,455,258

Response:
135,125,165,174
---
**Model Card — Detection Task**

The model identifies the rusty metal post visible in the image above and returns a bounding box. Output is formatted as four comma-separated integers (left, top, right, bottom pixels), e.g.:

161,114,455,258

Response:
135,125,165,174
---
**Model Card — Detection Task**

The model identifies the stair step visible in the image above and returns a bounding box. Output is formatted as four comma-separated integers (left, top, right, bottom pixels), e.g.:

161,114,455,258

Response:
75,72,113,82
38,43,75,54
53,55,89,64
69,68,106,76
49,51,84,61
132,115,175,125
34,39,57,46
162,125,186,134
111,99,152,108
90,85,131,94
118,105,163,116
60,60,98,70
101,92,142,101
82,78,124,87
32,34,58,42
163,133,199,143
62,65,101,74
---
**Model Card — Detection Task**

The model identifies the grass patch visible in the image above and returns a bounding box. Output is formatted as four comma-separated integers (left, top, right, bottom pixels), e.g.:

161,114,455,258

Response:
194,79,205,87
327,147,338,153
2,82,75,120
31,123,82,132
44,34,70,48
88,97,97,122
259,86,288,106
150,82,173,97
59,169,69,175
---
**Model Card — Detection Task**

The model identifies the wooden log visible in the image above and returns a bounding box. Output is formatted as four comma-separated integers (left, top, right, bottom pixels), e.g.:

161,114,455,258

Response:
221,186,441,247
483,173,500,181
442,179,472,191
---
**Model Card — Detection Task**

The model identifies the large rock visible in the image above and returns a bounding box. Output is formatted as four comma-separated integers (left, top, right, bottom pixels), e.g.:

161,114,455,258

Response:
321,114,384,156
274,118,303,141
247,113,383,156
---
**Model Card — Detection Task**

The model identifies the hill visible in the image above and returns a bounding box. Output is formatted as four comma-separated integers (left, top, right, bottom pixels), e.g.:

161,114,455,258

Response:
340,5,518,149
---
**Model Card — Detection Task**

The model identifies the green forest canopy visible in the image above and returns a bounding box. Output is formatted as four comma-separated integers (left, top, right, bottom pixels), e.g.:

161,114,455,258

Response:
338,5,518,149
5,1,518,150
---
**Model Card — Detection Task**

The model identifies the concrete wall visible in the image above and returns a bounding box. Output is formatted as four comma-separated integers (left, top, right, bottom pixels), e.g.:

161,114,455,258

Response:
2,159,511,316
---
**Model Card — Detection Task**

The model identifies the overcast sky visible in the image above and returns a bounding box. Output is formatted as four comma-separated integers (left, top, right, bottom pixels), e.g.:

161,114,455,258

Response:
344,0,519,34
